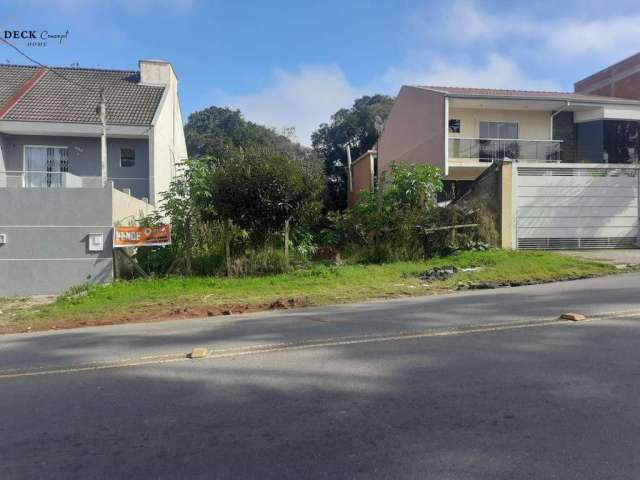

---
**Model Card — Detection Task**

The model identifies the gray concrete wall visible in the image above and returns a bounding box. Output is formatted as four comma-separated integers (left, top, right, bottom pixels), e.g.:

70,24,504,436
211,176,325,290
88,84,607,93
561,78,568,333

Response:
0,188,114,296
1,135,150,200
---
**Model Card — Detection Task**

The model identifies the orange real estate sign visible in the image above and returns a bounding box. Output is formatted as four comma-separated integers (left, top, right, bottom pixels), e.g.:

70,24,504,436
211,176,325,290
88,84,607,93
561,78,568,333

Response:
114,225,171,248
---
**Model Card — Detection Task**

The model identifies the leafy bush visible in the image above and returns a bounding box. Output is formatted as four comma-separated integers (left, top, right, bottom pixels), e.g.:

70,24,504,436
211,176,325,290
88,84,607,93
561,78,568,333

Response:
133,146,325,277
326,163,443,263
323,163,499,263
199,148,325,247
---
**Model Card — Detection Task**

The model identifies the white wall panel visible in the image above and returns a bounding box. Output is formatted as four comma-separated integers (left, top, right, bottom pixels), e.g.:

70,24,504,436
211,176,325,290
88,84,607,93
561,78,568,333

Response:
515,164,640,248
517,176,637,188
518,195,636,207
518,186,637,198
518,206,638,218
517,227,639,238
518,216,637,229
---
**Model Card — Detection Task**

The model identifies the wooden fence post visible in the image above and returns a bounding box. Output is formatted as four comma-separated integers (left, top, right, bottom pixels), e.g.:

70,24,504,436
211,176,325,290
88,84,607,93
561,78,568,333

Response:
284,218,290,269
225,220,232,277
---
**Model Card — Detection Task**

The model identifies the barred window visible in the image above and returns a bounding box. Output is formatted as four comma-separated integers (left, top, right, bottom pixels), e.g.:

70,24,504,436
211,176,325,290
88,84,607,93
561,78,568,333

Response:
120,148,135,167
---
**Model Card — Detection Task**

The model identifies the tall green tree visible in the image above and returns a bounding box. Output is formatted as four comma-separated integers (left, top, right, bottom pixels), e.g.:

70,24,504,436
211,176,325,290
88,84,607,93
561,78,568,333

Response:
185,106,310,160
199,148,325,246
311,94,395,211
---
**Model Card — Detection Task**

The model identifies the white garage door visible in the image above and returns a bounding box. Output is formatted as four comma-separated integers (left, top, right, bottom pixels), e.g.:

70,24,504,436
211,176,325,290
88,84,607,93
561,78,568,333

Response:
516,164,639,249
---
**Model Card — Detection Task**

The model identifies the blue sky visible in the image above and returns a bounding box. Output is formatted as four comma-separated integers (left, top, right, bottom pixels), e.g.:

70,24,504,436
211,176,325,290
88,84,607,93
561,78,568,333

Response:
2,0,640,144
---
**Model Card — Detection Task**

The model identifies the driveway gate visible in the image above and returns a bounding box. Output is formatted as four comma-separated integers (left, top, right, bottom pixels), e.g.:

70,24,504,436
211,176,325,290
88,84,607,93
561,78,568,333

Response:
515,163,639,250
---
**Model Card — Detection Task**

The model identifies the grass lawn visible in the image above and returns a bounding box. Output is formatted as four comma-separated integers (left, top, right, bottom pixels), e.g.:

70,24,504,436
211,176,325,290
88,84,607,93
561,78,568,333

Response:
0,250,618,333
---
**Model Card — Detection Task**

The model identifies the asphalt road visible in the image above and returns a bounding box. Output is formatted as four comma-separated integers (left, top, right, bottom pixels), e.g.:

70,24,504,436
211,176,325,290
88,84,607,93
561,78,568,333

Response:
2,274,640,479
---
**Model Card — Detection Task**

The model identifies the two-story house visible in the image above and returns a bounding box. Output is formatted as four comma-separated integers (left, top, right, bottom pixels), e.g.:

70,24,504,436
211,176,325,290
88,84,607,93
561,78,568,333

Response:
0,60,187,295
353,53,640,250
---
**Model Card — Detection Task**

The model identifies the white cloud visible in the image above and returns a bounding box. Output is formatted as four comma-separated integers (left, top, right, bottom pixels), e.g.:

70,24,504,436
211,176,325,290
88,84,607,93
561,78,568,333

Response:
214,1,640,145
380,54,560,91
549,17,640,56
217,54,560,146
432,1,536,44
219,65,361,146
430,0,640,59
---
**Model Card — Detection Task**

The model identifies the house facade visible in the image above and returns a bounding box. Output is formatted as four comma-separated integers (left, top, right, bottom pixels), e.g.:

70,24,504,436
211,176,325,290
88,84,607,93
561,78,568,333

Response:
352,53,640,250
376,85,640,198
0,60,187,295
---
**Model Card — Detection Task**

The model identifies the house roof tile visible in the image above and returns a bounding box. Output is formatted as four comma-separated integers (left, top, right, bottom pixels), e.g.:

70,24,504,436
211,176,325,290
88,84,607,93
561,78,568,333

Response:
0,64,165,125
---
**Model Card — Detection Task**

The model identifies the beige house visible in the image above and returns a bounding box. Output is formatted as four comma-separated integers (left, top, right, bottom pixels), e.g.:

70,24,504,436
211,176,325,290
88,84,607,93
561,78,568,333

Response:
351,52,640,250
373,85,640,199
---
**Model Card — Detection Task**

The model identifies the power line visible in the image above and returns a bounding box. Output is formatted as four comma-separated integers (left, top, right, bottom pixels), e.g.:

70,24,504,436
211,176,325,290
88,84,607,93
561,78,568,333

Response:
1,36,155,137
1,37,97,94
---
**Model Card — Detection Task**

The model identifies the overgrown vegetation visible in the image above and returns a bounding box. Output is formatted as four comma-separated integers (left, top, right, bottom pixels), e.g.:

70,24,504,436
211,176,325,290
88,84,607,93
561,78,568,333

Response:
322,163,497,263
134,154,498,278
2,99,617,333
171,96,499,278
137,146,324,276
1,250,616,333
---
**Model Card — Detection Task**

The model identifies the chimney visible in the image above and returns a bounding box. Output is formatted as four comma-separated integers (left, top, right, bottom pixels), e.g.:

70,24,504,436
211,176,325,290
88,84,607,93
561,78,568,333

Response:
138,59,176,86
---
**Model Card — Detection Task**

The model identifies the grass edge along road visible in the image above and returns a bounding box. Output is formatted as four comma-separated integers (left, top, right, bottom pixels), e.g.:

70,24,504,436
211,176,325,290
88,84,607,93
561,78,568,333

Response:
0,250,618,333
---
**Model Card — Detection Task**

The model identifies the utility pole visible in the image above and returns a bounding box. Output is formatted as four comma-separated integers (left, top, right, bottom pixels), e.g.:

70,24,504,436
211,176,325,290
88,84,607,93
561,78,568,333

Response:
99,90,108,187
346,144,353,192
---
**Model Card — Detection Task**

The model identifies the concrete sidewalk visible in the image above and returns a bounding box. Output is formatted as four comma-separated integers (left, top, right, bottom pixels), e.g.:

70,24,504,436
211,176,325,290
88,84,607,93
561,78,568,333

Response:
559,249,640,266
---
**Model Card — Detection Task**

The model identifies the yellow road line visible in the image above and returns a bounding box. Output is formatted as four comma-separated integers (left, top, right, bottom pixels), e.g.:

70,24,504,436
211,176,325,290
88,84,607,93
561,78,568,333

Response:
3,309,640,380
0,318,577,380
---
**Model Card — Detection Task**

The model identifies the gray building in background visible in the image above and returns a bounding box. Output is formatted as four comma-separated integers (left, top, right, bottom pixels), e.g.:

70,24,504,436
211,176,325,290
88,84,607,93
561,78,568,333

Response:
0,60,188,296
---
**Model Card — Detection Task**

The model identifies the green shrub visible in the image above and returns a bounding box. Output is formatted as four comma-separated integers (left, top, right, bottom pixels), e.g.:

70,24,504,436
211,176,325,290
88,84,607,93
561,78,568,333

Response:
136,245,176,276
326,163,443,263
191,249,226,276
324,164,499,263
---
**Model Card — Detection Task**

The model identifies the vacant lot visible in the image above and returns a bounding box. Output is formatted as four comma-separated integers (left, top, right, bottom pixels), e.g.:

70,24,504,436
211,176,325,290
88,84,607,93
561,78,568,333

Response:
0,250,618,333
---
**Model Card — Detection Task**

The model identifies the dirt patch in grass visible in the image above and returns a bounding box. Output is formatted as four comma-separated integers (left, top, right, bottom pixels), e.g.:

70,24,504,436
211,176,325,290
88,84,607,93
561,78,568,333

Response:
0,296,311,334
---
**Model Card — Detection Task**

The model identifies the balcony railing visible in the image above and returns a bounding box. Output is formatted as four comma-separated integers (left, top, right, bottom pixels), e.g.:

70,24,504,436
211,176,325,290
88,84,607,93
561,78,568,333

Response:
449,138,562,163
0,171,103,189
